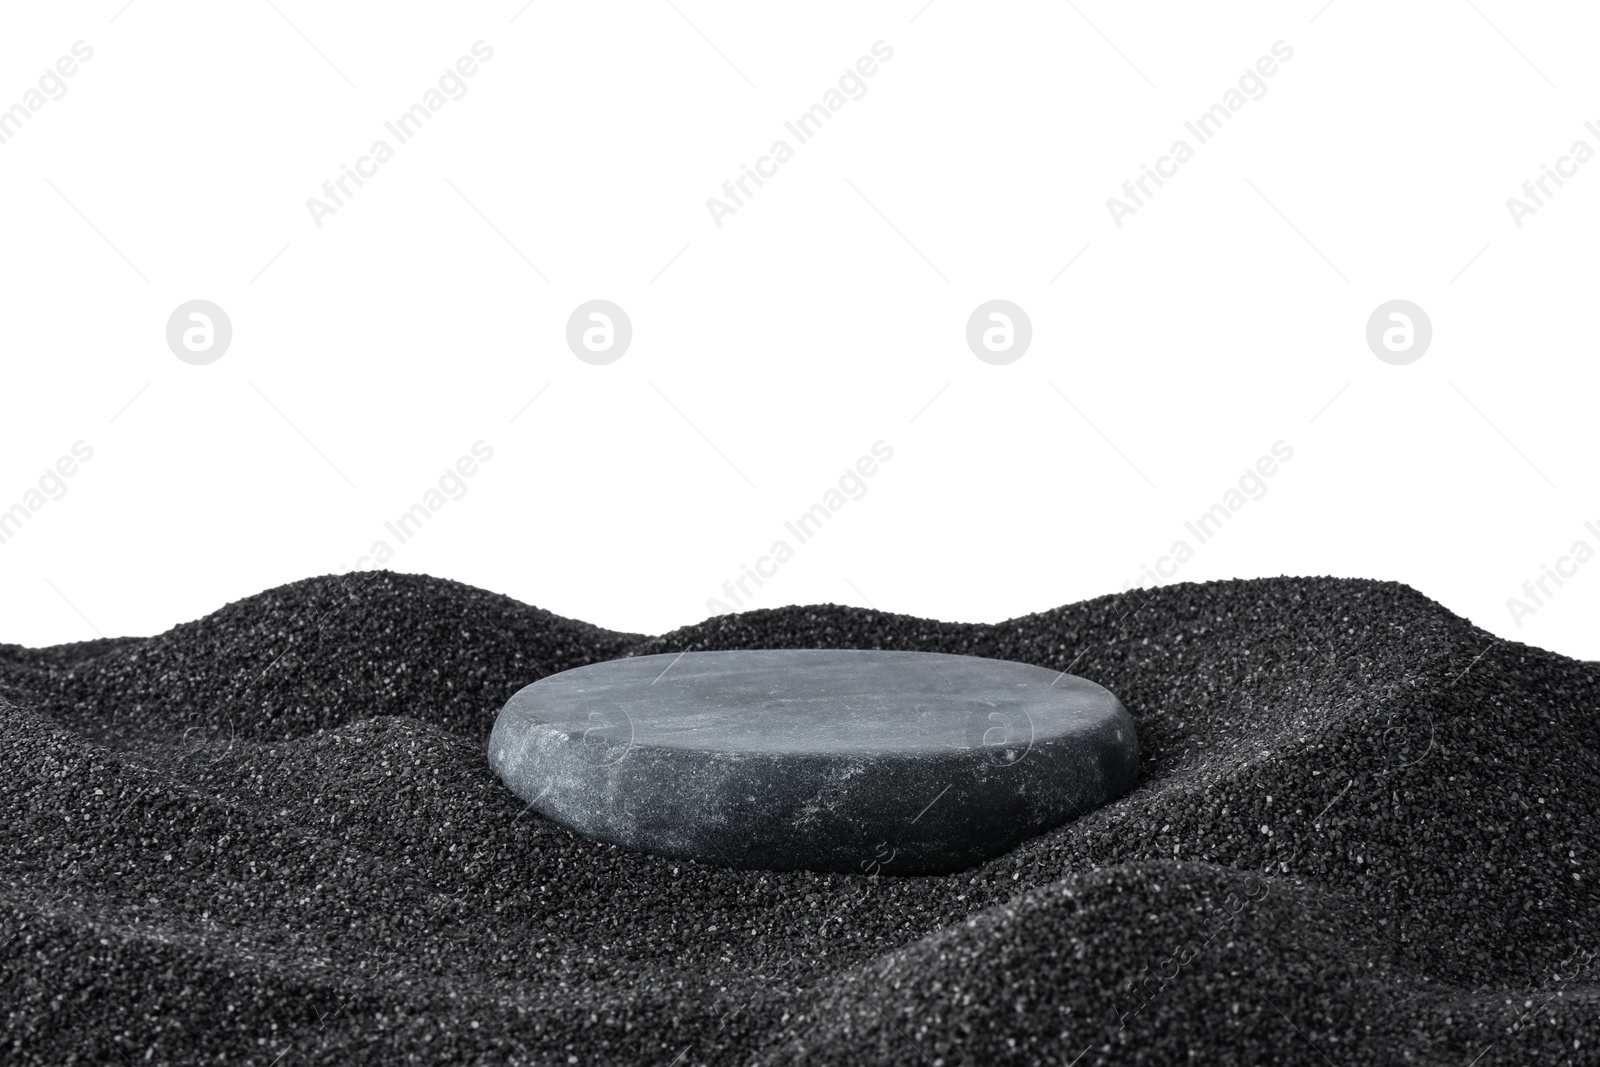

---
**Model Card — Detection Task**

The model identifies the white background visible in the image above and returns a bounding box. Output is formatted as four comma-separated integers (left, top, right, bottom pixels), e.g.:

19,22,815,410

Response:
1,1,1595,660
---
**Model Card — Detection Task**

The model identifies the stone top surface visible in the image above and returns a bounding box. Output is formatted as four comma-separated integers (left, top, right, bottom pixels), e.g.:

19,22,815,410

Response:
511,648,1118,756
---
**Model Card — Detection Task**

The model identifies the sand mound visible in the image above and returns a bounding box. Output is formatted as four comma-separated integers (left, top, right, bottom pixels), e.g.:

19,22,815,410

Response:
2,573,1596,1065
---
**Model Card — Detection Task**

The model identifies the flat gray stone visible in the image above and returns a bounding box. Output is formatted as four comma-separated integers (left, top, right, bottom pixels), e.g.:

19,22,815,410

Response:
487,649,1138,875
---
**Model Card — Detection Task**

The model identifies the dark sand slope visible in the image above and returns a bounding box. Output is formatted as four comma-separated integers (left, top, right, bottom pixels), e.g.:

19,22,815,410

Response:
1,573,1596,1065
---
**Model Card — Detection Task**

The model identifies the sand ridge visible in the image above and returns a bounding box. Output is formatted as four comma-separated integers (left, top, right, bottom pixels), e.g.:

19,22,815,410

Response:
1,571,1596,1064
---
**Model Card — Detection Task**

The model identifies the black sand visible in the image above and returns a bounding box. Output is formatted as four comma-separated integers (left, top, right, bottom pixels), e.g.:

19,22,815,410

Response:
2,572,1596,1065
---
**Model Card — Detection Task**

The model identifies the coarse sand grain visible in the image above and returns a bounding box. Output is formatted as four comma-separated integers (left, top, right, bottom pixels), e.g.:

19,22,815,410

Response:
1,571,1596,1065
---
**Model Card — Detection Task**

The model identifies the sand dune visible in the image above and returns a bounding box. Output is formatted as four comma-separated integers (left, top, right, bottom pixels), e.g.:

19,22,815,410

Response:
2,572,1596,1065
